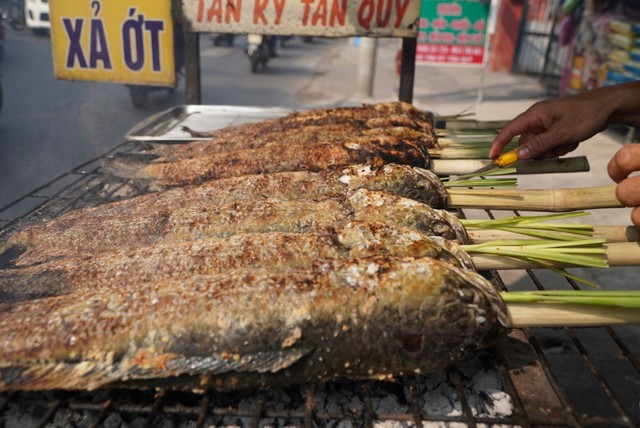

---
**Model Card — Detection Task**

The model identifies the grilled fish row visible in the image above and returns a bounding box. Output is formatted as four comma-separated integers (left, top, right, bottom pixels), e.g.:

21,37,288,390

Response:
2,188,465,267
106,135,431,187
157,123,435,163
0,221,474,303
182,101,436,142
0,256,507,392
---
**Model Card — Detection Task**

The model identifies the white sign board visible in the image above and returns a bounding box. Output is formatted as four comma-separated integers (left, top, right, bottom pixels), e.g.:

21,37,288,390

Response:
183,0,420,37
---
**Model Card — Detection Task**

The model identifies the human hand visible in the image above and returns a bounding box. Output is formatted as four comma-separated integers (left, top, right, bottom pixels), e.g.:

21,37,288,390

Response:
489,90,614,160
608,144,640,226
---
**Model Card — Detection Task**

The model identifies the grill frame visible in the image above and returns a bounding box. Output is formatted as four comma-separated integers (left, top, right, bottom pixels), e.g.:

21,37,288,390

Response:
0,140,638,428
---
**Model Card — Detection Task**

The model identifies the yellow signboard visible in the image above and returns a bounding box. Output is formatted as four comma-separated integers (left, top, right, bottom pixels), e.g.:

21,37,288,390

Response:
50,0,175,86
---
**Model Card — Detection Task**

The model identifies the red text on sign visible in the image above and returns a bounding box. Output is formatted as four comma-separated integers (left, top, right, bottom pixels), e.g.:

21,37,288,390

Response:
197,0,242,24
300,0,347,27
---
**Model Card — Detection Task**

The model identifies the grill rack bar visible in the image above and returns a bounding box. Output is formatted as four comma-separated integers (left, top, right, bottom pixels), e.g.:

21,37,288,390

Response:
0,144,638,427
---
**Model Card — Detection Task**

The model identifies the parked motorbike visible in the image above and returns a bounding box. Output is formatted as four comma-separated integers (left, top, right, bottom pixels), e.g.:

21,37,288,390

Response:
245,34,274,73
8,0,25,31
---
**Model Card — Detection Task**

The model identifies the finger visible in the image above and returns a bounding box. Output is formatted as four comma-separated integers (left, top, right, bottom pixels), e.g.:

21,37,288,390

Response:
607,144,640,183
489,111,545,158
518,132,574,159
615,175,640,207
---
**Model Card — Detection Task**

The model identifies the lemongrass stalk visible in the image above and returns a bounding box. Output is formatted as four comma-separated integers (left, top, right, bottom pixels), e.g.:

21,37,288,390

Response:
492,227,593,240
449,167,519,181
462,239,608,267
503,291,640,327
460,212,591,226
465,247,607,268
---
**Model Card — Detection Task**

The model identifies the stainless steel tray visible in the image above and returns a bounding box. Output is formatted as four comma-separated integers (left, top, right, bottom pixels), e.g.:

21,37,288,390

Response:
125,105,293,142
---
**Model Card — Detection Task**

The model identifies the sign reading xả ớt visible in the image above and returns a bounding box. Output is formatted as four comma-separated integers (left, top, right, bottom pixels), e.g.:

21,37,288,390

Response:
417,0,490,66
50,0,175,86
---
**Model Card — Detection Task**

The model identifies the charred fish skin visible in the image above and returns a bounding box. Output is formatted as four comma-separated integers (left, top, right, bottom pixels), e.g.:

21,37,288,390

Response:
349,189,468,244
155,124,435,162
0,257,507,392
202,102,436,140
3,190,462,267
0,221,474,303
2,163,449,266
341,164,446,209
106,136,430,186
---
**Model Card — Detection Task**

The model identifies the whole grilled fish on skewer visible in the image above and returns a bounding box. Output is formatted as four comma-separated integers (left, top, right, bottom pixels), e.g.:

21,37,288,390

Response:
0,221,473,302
0,256,507,392
181,101,436,140
3,163,447,240
152,125,436,162
106,135,430,186
2,189,467,267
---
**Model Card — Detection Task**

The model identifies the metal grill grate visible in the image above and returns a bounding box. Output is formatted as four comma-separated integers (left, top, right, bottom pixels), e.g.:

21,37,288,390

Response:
0,141,638,427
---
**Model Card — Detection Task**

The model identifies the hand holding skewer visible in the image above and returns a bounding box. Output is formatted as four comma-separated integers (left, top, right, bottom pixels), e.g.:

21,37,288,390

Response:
489,81,640,226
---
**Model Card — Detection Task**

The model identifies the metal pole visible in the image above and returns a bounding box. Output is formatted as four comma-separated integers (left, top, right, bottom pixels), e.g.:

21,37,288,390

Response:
184,31,201,105
356,37,378,98
399,37,416,103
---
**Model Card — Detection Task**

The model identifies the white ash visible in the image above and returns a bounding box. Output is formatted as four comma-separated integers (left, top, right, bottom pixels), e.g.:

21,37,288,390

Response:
1,353,514,427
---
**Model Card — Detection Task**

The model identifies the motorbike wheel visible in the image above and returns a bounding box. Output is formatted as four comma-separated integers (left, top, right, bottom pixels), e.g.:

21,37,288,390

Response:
128,86,150,109
9,4,25,31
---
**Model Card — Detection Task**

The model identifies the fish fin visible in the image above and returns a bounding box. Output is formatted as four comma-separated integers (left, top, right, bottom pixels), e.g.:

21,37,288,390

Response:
162,348,314,377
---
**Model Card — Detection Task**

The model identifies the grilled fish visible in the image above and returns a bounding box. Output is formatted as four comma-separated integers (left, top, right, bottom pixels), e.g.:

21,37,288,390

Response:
6,163,447,237
182,101,435,140
105,135,429,186
153,125,435,163
2,189,466,267
0,256,507,392
0,221,473,303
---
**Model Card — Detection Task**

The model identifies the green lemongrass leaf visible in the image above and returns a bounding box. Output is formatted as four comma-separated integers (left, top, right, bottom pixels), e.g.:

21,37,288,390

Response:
447,167,518,182
514,258,601,288
463,239,609,267
499,290,640,308
494,227,593,241
460,213,595,241
523,238,606,249
468,247,608,268
461,212,591,227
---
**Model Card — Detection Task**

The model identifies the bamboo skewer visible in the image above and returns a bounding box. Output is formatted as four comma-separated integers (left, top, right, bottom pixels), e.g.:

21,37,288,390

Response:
468,225,640,243
506,303,640,327
501,291,640,327
429,156,590,176
447,184,621,211
470,242,640,270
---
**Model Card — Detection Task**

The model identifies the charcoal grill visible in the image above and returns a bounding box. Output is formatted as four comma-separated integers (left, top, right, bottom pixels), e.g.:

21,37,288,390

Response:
0,139,638,428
